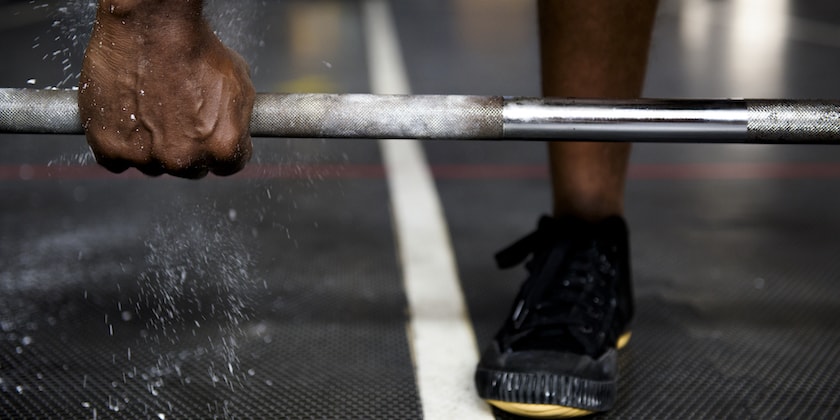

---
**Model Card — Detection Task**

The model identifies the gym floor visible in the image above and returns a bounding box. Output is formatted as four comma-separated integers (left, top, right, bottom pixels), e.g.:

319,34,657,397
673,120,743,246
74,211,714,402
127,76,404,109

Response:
2,0,839,418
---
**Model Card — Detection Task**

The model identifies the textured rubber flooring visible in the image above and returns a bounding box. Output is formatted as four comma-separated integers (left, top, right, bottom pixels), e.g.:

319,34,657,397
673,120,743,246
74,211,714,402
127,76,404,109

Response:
1,2,425,417
0,158,422,419
5,0,840,418
438,172,840,419
402,0,840,416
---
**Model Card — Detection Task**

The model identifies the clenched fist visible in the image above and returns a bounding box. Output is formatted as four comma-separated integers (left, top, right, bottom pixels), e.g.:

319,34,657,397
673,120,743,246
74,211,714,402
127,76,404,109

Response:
79,0,255,178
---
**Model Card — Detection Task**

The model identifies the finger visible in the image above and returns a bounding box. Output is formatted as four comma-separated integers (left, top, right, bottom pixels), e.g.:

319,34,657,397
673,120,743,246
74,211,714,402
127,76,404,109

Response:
136,162,167,177
154,148,212,179
85,125,154,175
209,134,252,177
94,155,131,174
207,94,254,177
169,164,210,179
210,158,247,177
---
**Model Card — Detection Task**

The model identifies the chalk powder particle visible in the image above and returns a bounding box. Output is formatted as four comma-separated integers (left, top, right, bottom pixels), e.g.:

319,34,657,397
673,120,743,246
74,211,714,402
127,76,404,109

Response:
137,209,259,398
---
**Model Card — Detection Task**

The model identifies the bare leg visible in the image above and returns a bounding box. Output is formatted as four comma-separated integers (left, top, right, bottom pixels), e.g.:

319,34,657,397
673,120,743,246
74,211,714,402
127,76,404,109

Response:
539,0,658,221
476,6,660,415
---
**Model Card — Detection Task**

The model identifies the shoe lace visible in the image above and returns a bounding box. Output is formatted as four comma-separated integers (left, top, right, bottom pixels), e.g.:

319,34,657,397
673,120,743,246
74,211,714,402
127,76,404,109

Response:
495,217,619,356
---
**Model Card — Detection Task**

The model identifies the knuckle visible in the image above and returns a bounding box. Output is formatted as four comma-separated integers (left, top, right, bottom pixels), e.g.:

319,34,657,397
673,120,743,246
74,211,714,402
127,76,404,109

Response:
93,155,130,174
209,135,252,177
155,147,210,179
86,130,153,172
137,164,166,177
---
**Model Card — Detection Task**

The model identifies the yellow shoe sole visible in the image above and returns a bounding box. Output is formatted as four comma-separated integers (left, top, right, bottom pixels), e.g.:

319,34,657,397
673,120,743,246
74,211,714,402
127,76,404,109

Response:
485,331,632,419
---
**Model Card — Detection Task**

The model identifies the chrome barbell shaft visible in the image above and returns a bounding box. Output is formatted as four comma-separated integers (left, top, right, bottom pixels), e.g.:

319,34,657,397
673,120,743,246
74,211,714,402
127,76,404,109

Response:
2,88,840,144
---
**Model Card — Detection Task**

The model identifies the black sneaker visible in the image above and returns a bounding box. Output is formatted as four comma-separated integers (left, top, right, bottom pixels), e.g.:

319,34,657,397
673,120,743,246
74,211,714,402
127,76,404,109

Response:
474,215,633,418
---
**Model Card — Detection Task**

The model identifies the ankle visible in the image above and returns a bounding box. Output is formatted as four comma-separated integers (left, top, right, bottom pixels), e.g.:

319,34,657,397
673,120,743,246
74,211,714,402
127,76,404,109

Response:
552,200,624,223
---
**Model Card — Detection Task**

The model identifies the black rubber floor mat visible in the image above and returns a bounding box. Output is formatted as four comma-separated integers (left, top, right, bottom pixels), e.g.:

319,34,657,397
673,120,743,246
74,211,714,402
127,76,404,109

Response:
439,178,840,419
1,302,420,419
1,176,421,419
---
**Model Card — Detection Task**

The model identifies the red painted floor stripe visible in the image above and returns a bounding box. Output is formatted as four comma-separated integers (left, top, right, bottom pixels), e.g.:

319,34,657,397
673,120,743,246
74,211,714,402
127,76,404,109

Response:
4,162,840,181
0,163,387,181
628,162,840,180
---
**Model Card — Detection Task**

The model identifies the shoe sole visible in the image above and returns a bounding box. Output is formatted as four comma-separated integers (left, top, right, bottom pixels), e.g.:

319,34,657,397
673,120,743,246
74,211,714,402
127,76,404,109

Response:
484,331,632,419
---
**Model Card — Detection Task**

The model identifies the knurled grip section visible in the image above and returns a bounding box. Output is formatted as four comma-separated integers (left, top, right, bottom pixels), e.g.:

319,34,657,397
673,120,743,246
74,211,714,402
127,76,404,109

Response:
0,89,83,134
748,100,840,144
251,93,504,139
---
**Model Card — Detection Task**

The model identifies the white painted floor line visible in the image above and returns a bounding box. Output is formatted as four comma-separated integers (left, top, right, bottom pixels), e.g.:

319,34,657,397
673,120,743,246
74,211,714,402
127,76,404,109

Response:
361,1,492,419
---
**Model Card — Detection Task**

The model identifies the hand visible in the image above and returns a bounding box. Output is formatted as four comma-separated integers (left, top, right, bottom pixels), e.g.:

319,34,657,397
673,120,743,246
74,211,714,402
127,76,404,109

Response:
78,0,255,178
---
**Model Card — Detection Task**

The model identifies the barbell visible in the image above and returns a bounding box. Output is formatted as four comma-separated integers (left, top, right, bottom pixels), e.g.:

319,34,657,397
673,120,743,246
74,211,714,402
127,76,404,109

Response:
2,88,839,143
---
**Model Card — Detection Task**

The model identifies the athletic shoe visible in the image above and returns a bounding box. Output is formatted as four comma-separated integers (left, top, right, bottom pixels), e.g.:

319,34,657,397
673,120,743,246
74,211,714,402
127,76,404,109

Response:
474,215,633,418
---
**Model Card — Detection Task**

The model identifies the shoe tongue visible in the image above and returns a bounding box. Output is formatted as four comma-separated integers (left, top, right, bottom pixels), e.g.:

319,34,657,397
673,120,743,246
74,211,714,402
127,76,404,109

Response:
497,216,628,357
552,214,624,232
555,216,629,247
520,217,623,356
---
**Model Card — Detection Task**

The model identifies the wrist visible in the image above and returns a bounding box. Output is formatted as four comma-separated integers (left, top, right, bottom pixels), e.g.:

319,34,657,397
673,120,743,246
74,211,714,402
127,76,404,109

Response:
99,0,203,20
92,0,211,56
